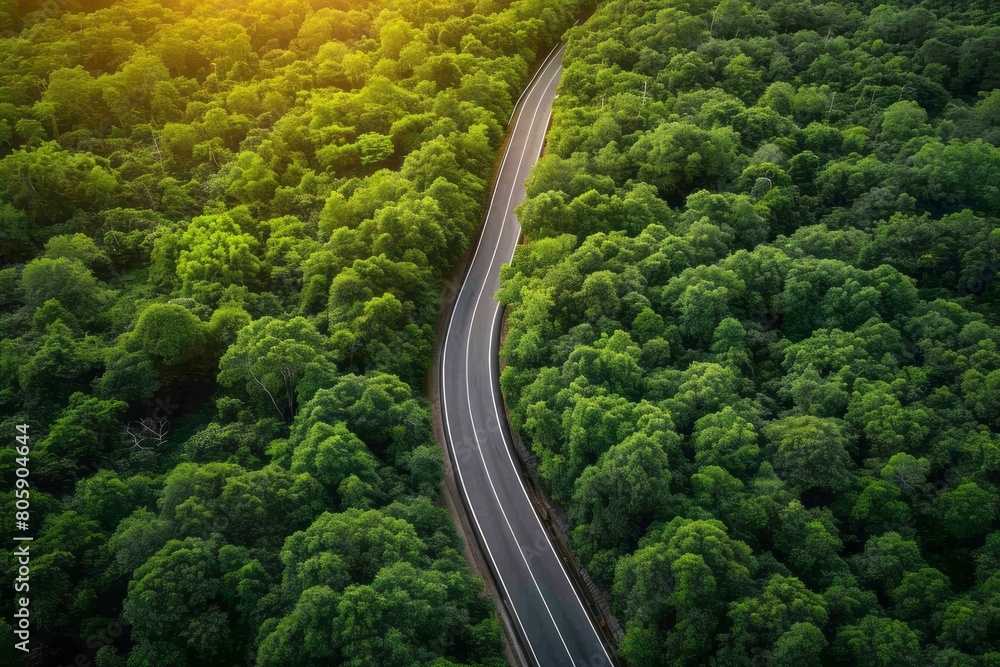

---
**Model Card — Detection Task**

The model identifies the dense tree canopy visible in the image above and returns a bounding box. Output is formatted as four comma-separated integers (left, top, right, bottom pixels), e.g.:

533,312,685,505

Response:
501,0,1000,664
0,0,587,663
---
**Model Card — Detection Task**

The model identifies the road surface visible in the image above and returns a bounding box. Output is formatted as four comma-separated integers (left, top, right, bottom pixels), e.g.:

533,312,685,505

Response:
439,43,616,667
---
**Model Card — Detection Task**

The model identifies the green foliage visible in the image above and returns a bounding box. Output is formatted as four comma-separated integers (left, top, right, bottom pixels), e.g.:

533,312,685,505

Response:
128,303,207,367
289,421,380,501
570,431,674,576
218,316,330,420
692,407,760,475
5,0,999,661
33,392,127,490
21,257,107,321
765,415,854,493
500,0,1000,663
0,0,590,662
44,233,106,267
835,614,922,667
0,142,117,223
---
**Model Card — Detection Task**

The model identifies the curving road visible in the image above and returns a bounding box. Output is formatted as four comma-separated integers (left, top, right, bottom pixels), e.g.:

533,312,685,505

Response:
439,43,615,667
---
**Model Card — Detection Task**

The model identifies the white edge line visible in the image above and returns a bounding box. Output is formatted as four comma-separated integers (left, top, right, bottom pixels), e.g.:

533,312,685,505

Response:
508,42,566,125
441,46,564,667
463,63,577,666
487,94,617,667
444,37,615,667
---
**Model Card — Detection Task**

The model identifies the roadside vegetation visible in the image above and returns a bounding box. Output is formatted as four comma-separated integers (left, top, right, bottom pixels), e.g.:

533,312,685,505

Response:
500,0,1000,664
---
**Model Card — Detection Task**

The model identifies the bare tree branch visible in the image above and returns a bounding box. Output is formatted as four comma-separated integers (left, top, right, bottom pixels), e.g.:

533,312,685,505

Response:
122,417,170,450
248,365,286,420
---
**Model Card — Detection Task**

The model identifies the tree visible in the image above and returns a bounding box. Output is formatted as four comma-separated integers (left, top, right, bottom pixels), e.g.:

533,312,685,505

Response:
891,568,951,637
257,586,340,667
31,510,106,631
156,461,244,534
910,139,1000,216
880,453,929,495
614,517,756,662
835,614,922,667
936,482,997,541
628,122,740,198
0,142,118,223
128,303,207,366
20,257,106,320
722,575,828,666
44,233,105,267
845,381,929,461
32,298,80,334
107,509,172,579
561,331,645,399
357,133,395,165
124,538,233,663
852,476,911,535
711,317,751,370
335,562,462,667
180,416,282,466
770,622,827,667
663,267,745,347
17,320,102,417
556,392,640,500
207,304,252,350
219,466,325,549
962,369,1000,429
692,407,760,475
939,595,996,654
42,66,102,128
291,373,432,462
765,416,854,493
853,532,925,593
775,500,847,587
691,465,748,530
153,212,262,300
225,151,280,204
279,509,426,597
218,316,330,420
34,392,127,490
879,102,931,150
290,421,381,499
70,470,155,532
681,190,769,250
662,362,745,431
407,445,444,499
570,432,673,579
95,646,127,667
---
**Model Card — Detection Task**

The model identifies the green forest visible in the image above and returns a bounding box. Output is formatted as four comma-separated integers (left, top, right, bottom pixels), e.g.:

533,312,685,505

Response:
0,0,588,665
3,0,1000,664
499,0,1000,665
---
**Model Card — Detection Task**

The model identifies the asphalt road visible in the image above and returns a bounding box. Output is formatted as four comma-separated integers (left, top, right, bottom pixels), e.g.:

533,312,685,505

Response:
439,43,615,667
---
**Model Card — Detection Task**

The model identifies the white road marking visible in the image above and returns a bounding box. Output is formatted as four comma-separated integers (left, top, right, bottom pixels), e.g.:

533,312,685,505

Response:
507,44,566,125
443,31,615,664
486,101,617,667
441,44,566,667
461,63,577,665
